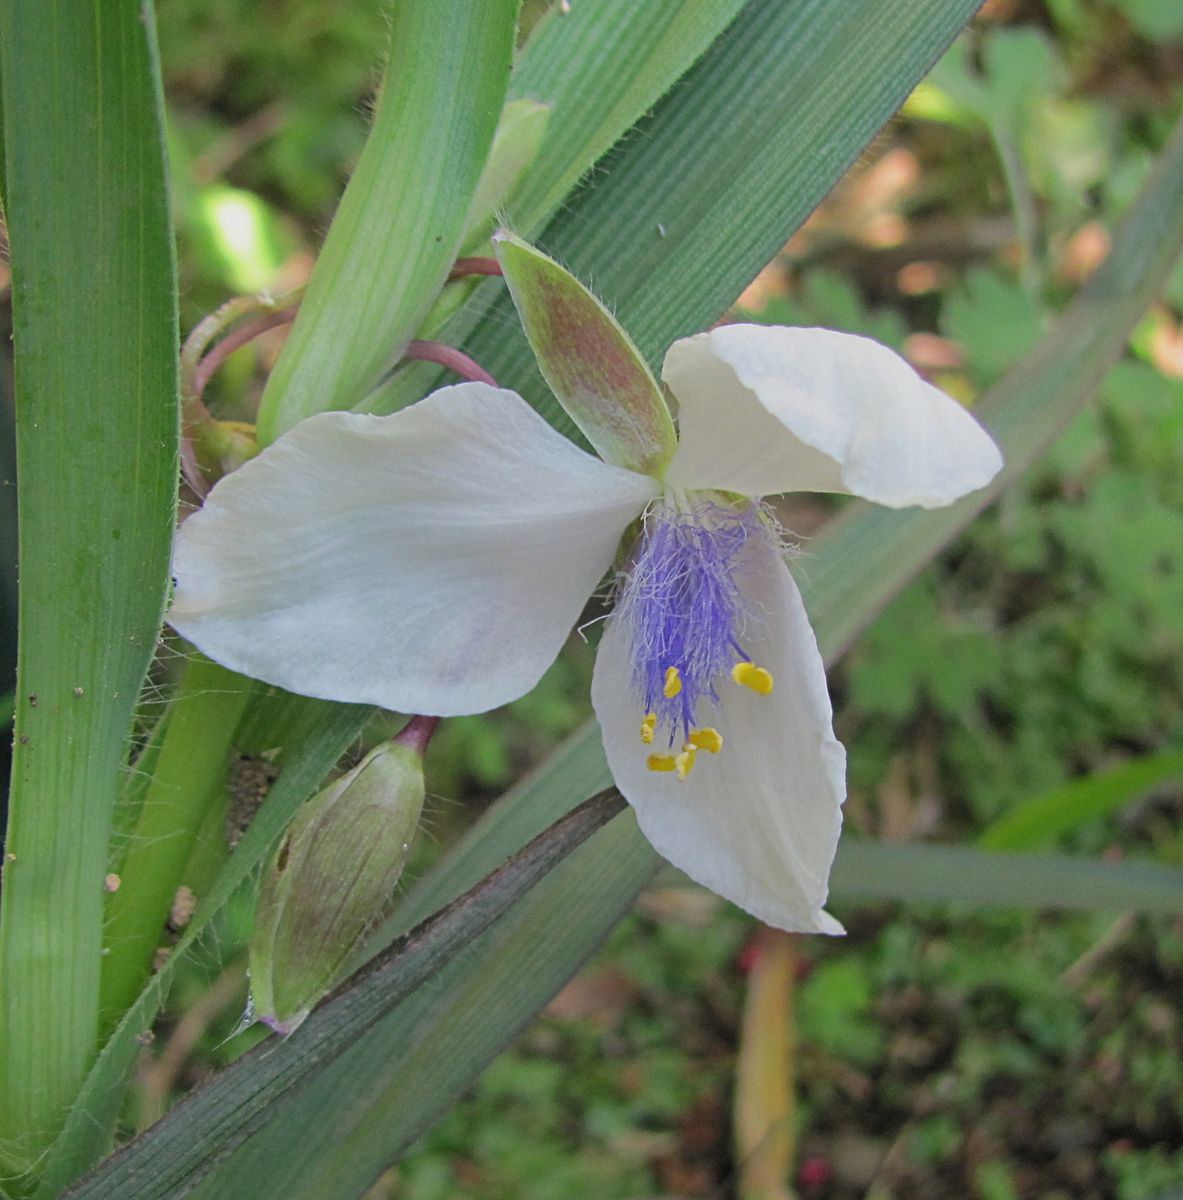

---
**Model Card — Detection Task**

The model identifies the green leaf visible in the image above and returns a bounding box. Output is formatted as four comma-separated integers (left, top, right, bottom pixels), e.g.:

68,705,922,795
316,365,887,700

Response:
980,29,1062,131
941,267,1044,384
254,1,519,443
847,579,1001,721
926,30,1058,297
494,231,676,474
929,29,1062,134
59,792,625,1200
0,0,178,1177
360,0,753,418
831,840,1183,910
174,96,1183,1200
1113,0,1183,41
978,748,1183,851
505,0,750,234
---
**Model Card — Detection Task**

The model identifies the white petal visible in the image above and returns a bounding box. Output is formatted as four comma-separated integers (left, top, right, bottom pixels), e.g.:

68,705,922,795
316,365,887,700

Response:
170,384,658,715
591,541,846,933
663,325,1003,508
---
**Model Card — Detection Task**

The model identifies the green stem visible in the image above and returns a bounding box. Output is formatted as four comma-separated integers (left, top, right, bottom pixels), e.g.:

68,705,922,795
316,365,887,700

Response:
179,291,303,411
992,124,1043,302
99,656,254,1030
179,799,234,905
179,291,303,492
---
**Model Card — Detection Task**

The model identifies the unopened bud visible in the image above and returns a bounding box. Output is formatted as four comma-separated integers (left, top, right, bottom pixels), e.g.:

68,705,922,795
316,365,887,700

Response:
209,419,260,474
192,418,260,482
249,740,425,1034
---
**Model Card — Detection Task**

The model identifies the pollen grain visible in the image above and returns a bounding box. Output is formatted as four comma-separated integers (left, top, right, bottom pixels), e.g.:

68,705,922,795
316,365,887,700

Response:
732,661,774,695
687,726,723,753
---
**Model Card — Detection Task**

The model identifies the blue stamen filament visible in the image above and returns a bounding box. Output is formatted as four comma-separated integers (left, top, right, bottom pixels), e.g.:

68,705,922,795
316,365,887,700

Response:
616,496,777,781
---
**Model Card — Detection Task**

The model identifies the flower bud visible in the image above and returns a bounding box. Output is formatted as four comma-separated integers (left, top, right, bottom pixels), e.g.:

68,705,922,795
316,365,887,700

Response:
249,740,425,1034
208,419,260,475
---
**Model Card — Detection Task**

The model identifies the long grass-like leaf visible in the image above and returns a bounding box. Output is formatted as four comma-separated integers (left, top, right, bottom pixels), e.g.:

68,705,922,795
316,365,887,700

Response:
830,841,1183,909
62,792,625,1200
977,748,1183,851
506,0,749,233
254,0,518,442
0,1,177,1178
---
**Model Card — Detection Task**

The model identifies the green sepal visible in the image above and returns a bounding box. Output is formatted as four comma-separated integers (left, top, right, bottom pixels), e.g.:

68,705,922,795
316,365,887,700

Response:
493,230,676,477
249,742,426,1035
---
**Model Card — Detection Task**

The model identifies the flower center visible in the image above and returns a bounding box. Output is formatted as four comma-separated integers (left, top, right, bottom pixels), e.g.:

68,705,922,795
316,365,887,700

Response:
614,495,777,780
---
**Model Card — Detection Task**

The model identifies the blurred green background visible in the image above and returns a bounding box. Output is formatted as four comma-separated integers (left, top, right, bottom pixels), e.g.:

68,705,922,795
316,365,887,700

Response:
4,0,1183,1196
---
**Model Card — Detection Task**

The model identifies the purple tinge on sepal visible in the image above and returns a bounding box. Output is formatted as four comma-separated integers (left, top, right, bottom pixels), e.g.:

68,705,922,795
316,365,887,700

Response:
615,498,775,743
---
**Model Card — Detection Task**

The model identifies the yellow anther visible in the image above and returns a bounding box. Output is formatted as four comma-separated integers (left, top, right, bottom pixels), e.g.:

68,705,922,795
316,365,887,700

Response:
647,745,698,780
662,666,682,698
688,726,723,754
732,661,774,696
640,713,656,745
674,746,697,780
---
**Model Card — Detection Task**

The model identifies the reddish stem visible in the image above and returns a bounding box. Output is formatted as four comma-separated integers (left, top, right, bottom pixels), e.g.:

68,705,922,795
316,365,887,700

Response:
188,255,502,441
405,340,498,387
448,256,501,281
393,715,440,756
192,306,298,401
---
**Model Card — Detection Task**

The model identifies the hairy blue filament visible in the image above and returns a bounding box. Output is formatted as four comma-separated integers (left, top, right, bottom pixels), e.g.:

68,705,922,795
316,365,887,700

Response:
616,498,768,744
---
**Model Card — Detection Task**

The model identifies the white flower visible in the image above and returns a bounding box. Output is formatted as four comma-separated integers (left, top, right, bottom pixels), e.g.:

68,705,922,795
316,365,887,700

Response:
169,324,1002,933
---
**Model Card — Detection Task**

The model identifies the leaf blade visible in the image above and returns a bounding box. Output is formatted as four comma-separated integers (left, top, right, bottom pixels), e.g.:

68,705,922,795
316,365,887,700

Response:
977,748,1183,852
0,0,178,1175
505,0,751,234
61,793,626,1200
830,841,1183,910
254,0,519,442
